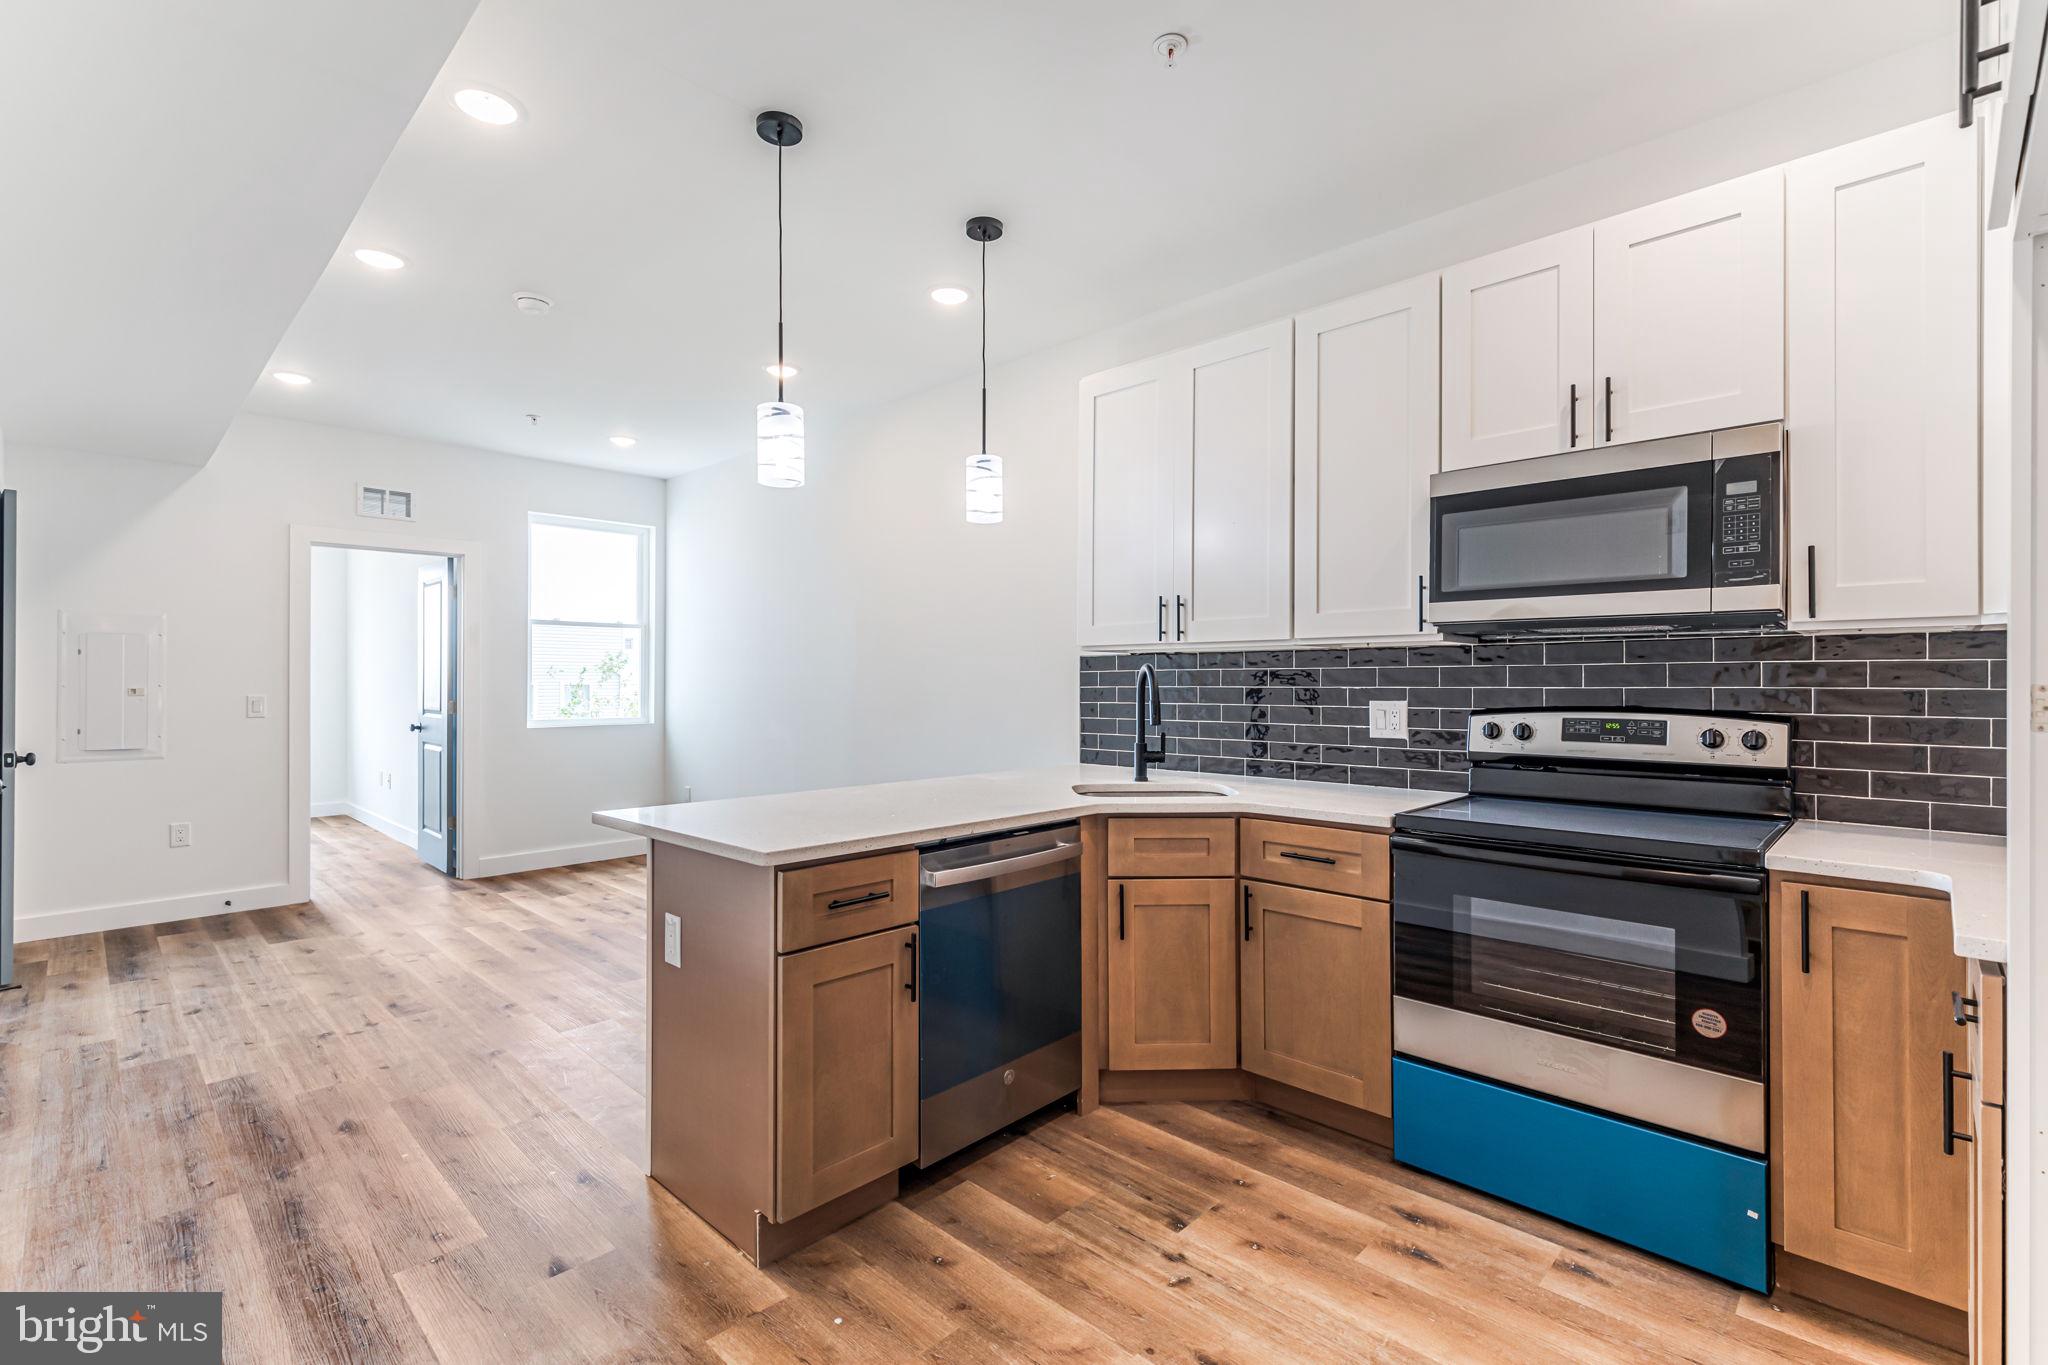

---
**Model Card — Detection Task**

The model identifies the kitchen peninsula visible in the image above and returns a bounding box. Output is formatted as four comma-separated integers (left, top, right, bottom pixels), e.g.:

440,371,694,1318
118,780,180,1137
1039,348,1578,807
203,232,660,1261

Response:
597,759,2006,1352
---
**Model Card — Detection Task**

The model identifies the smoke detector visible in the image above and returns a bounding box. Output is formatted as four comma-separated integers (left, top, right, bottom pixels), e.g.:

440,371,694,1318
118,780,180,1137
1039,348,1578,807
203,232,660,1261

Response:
513,292,554,316
1153,32,1188,69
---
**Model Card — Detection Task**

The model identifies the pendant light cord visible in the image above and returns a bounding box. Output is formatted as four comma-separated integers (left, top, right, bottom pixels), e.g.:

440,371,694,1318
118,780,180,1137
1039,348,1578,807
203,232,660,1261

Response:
776,142,785,404
979,239,988,453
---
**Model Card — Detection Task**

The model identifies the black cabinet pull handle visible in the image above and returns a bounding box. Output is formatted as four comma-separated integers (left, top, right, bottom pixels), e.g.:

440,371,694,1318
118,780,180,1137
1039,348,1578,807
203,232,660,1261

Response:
408,723,426,733
1175,595,1187,640
1156,595,1167,642
1799,889,1811,974
905,932,918,1002
1568,382,1578,447
1602,375,1614,443
1806,545,1818,620
1242,884,1252,941
1953,991,1981,1026
1415,575,1425,633
826,889,889,911
1942,1050,1974,1155
1279,851,1338,866
1117,882,1126,941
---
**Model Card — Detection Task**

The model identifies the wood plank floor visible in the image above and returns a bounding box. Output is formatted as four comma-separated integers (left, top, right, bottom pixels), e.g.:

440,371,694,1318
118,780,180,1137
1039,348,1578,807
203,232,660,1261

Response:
0,815,1960,1364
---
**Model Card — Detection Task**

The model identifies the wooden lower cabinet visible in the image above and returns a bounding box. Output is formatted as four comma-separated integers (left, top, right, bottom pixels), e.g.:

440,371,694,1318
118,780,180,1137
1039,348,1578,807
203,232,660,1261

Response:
1239,881,1391,1115
775,927,919,1221
1107,877,1238,1069
1970,961,2006,1364
1773,881,1968,1308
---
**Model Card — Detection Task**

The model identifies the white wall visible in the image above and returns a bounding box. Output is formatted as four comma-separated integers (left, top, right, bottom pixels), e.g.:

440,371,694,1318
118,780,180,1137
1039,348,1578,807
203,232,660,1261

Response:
309,546,350,812
666,42,1953,803
14,413,665,939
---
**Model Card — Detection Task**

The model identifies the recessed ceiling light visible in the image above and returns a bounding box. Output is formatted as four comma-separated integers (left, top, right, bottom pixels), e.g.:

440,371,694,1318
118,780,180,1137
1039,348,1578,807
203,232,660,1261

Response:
271,371,312,387
453,87,522,126
353,248,406,271
609,435,637,449
930,286,970,306
765,363,799,380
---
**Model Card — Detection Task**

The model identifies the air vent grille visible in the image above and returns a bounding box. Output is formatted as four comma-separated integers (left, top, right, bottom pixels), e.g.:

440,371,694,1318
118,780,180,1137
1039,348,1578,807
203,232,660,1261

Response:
356,485,415,520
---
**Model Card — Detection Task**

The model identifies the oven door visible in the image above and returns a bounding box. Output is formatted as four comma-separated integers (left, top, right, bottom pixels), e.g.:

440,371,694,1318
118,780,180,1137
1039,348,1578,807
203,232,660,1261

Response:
1428,446,1714,628
1391,835,1765,1151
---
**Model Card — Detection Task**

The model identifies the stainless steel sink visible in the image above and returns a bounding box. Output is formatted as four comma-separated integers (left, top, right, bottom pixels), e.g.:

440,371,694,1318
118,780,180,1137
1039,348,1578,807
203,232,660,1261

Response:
1071,780,1237,798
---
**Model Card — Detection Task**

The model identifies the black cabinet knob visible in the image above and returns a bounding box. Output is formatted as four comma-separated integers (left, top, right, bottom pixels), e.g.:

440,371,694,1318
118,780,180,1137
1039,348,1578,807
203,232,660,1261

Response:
1741,729,1769,752
1479,721,1502,740
1699,728,1725,750
1511,722,1534,741
408,723,425,733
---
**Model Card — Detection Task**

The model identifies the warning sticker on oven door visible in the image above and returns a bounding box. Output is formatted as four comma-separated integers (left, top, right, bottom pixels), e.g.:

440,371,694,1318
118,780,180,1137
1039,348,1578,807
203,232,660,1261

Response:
1691,1008,1728,1039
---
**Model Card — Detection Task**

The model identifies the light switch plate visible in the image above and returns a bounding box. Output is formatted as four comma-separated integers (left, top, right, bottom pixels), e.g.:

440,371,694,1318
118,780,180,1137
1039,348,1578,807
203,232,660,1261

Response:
245,695,267,718
1368,700,1408,740
663,912,681,968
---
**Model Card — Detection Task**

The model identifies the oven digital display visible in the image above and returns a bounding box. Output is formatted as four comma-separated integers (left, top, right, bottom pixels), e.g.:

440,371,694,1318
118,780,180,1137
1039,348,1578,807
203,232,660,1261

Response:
1560,716,1668,745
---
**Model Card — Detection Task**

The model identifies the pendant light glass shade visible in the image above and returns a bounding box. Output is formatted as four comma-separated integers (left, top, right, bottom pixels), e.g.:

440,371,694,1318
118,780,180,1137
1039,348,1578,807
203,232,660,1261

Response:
757,401,805,488
964,452,1002,523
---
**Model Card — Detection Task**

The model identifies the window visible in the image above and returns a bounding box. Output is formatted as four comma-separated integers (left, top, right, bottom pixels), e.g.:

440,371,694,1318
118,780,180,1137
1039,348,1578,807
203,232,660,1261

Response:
528,513,652,726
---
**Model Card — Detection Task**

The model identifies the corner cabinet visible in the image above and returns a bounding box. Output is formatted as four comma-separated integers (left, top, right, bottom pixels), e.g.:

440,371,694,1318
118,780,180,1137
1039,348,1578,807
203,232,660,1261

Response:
1294,275,1441,639
1078,321,1293,649
1106,877,1238,1069
1787,116,1983,626
1772,880,1969,1308
1240,880,1391,1114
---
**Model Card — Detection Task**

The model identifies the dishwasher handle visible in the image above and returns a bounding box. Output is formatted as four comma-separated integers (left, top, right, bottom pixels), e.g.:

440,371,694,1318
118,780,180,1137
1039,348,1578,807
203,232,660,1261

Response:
919,838,1082,888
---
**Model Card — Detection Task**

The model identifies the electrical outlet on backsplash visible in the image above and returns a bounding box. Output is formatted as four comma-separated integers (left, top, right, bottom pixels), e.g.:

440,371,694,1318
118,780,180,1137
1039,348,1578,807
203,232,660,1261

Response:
1078,627,2008,835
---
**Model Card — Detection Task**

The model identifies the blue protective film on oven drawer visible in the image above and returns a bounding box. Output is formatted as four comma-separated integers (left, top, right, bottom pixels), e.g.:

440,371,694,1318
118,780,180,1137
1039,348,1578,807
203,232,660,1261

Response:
1392,1057,1769,1292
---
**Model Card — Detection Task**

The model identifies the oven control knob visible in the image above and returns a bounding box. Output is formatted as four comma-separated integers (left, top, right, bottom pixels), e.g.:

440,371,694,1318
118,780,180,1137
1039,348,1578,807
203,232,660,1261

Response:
1511,722,1534,741
1698,727,1726,750
1480,721,1502,740
1741,729,1770,752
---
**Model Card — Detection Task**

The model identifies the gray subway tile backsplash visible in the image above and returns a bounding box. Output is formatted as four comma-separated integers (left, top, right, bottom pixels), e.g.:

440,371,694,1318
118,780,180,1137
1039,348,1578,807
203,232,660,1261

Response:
1078,627,2008,835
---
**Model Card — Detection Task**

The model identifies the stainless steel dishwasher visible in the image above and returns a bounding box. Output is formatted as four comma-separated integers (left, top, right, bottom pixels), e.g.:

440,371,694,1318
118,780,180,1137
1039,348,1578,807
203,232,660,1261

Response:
916,822,1083,1166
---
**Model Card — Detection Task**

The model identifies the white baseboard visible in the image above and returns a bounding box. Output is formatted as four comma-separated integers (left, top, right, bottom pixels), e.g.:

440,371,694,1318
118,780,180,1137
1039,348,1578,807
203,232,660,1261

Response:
338,803,417,850
17,881,299,943
309,798,350,818
468,836,647,880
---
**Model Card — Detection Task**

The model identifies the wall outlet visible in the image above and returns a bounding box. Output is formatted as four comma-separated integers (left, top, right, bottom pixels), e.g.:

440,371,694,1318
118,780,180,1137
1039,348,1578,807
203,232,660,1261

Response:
1368,700,1408,741
663,912,681,968
244,694,267,719
168,822,192,848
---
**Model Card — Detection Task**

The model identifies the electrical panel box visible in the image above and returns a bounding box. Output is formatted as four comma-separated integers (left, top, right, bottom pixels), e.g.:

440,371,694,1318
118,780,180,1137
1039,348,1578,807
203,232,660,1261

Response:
58,610,166,761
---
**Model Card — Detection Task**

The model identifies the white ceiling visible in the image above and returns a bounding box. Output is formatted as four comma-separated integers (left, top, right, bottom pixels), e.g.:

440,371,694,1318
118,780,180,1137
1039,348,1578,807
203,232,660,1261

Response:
0,0,478,465
12,2,1951,475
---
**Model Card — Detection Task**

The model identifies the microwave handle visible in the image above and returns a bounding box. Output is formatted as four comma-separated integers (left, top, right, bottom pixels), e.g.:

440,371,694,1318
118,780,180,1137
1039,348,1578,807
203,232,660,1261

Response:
1391,834,1766,895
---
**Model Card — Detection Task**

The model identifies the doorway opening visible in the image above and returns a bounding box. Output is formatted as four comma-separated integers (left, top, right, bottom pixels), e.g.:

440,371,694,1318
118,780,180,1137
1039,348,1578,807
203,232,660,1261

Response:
309,545,460,876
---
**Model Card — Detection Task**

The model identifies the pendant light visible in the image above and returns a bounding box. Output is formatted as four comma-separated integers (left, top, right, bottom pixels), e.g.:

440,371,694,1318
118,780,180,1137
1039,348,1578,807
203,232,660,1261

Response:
756,111,804,488
963,215,1004,523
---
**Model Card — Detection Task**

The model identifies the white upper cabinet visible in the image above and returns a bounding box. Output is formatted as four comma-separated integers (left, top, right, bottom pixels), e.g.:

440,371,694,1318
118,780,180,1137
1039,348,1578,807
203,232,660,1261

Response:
1786,117,1981,625
1294,276,1440,640
1171,320,1295,645
1077,357,1173,648
1593,169,1785,446
1441,228,1594,470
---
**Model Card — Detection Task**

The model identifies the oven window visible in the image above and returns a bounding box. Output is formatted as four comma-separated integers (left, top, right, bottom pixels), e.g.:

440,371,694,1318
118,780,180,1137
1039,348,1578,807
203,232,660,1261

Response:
1441,486,1687,593
1392,846,1763,1080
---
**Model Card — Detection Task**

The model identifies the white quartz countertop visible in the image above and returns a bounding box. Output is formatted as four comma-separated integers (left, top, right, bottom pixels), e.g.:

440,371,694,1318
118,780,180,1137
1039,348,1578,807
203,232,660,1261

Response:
596,766,2008,962
594,764,1444,866
1764,821,2008,962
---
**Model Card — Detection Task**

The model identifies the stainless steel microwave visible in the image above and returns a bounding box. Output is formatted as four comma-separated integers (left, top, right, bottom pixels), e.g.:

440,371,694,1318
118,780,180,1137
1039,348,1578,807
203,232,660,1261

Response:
1426,422,1785,636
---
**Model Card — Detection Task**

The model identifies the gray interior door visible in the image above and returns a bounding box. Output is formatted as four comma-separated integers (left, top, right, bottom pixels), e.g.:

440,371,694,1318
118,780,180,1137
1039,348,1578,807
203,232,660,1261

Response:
414,559,456,874
0,491,24,989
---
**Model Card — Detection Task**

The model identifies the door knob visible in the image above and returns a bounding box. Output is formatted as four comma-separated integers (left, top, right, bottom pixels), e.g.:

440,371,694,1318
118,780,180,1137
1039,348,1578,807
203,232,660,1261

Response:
408,724,425,733
2,752,34,768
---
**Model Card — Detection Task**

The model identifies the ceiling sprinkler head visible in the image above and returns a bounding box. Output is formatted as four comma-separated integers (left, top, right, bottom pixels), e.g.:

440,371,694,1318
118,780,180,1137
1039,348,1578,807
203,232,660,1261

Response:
1154,32,1188,69
513,292,553,316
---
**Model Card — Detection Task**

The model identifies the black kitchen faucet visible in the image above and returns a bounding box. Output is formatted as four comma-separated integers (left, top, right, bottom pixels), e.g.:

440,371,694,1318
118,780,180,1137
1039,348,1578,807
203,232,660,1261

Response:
1132,662,1166,781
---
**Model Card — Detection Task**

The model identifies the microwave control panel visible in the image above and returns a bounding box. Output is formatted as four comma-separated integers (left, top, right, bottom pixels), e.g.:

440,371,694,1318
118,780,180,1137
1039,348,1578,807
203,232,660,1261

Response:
1712,451,1779,588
